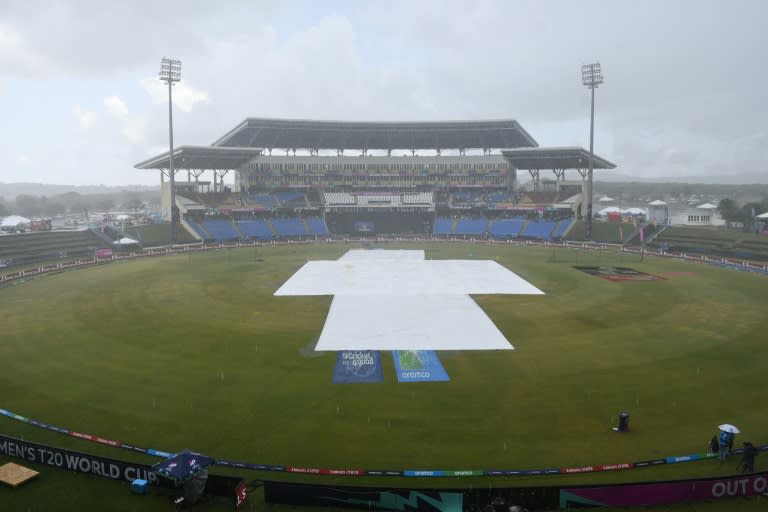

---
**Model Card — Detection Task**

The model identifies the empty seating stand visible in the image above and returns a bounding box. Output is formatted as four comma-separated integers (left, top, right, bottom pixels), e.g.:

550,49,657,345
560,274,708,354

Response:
455,217,489,236
522,220,557,240
490,218,524,239
249,194,275,210
237,219,274,240
304,217,330,236
275,192,306,208
201,219,240,242
272,218,307,237
551,218,574,239
433,217,453,235
185,219,212,241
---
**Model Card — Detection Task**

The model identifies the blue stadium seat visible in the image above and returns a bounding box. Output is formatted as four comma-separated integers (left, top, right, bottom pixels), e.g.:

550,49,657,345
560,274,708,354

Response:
185,219,211,241
551,218,574,239
272,217,307,237
275,192,306,207
433,217,453,235
305,217,330,236
490,218,524,238
487,192,513,203
522,220,557,240
238,219,274,240
455,217,488,236
249,193,275,209
201,219,240,242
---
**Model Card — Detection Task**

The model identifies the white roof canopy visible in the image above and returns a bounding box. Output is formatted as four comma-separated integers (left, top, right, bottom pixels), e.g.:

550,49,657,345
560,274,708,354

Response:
1,215,31,227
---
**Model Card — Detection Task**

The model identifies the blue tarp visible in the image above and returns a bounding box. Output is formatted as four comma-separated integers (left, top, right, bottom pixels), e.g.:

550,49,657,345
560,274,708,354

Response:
332,350,384,384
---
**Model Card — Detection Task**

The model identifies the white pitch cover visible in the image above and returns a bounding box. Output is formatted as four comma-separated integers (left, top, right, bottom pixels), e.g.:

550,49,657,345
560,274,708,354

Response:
273,249,544,351
315,294,514,351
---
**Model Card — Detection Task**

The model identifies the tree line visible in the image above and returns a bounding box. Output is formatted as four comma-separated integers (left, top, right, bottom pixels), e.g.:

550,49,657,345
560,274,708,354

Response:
0,190,158,218
718,198,768,231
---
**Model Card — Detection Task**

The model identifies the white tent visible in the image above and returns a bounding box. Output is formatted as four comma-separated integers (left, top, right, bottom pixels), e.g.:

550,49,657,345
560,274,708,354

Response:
623,207,646,216
598,206,622,215
598,196,615,203
1,215,31,228
114,237,139,245
697,202,717,210
115,214,132,221
756,211,768,219
648,200,667,206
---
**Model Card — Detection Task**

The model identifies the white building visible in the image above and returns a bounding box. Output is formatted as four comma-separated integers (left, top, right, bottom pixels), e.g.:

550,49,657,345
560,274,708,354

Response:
669,203,725,226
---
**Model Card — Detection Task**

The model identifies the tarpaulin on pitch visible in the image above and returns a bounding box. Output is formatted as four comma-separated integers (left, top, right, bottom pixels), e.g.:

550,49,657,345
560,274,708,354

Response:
332,351,384,384
392,351,450,383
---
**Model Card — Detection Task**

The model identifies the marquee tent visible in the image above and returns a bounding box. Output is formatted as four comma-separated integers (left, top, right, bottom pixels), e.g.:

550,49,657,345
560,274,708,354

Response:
0,216,31,229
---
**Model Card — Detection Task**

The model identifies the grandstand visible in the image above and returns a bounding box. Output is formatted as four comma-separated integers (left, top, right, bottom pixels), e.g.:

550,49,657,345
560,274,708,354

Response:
649,225,768,261
135,120,615,239
0,230,108,267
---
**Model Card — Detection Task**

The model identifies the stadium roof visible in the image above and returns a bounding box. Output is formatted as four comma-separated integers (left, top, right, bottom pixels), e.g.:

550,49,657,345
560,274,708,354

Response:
212,118,538,150
134,146,262,170
500,147,616,170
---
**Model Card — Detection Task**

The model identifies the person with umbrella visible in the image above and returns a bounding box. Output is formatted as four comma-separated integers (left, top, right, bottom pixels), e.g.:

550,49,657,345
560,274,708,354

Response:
718,424,739,462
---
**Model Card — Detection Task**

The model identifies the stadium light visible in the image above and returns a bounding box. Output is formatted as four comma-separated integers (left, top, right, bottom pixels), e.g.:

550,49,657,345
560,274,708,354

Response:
582,62,603,241
160,57,182,244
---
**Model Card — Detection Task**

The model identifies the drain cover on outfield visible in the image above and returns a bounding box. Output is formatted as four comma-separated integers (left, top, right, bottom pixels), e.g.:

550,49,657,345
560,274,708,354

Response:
275,249,544,351
573,266,664,282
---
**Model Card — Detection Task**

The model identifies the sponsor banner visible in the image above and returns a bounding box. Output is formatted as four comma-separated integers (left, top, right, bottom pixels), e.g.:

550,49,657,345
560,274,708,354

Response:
634,458,667,467
332,350,384,384
573,266,664,282
0,405,765,480
445,470,483,477
405,470,447,477
561,462,634,474
560,472,768,507
0,433,247,505
365,470,404,477
235,479,248,510
392,351,450,383
0,433,160,485
264,481,464,512
666,453,702,464
95,249,113,259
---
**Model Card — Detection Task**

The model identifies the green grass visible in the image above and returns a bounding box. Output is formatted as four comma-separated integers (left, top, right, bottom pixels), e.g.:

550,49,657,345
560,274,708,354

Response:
124,223,197,246
397,351,424,370
566,221,637,243
1,242,767,509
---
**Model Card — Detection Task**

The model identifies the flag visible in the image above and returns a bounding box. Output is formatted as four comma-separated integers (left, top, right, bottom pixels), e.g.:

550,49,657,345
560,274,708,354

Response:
639,225,645,243
618,224,624,242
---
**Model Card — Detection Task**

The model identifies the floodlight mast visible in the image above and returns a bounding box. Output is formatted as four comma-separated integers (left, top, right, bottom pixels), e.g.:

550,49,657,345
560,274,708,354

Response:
160,58,182,244
582,62,603,241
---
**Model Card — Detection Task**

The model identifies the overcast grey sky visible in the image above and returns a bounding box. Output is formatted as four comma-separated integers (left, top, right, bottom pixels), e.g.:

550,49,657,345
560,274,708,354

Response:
1,0,766,186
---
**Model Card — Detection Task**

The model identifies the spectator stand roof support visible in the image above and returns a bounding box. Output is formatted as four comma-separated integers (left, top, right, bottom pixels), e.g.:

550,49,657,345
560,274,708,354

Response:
135,146,264,221
501,147,615,192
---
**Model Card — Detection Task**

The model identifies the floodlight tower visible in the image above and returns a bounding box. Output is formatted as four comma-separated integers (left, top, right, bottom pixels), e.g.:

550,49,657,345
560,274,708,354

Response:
160,57,182,244
582,62,603,240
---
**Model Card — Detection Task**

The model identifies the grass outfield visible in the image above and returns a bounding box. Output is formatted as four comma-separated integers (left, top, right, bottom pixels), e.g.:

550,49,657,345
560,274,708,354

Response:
1,242,767,508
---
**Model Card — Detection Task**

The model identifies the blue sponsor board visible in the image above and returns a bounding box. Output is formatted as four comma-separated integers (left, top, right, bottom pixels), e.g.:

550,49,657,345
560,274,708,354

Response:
332,351,384,384
392,351,450,383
